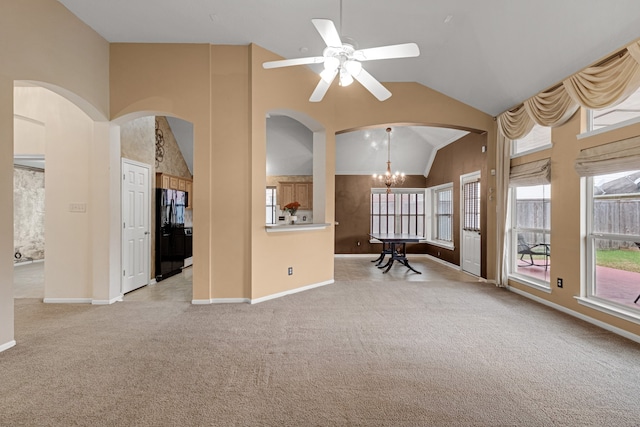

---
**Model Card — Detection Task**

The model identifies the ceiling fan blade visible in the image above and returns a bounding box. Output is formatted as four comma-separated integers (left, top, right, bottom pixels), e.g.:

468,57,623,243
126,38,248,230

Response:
312,19,342,47
309,69,338,102
354,43,420,61
352,68,392,101
263,56,325,69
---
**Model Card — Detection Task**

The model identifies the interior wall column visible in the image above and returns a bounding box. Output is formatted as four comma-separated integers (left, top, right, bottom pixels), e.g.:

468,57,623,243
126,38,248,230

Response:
0,77,16,351
90,122,122,304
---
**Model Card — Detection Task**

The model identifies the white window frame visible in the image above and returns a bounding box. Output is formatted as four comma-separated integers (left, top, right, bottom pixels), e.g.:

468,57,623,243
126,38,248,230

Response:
425,183,454,249
508,184,551,291
577,174,640,324
369,188,426,240
511,124,552,158
266,186,277,225
583,86,640,137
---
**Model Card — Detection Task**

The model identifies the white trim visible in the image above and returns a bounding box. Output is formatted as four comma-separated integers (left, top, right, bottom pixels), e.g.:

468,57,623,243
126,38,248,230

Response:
507,286,640,345
213,298,251,304
150,278,157,285
265,223,331,233
510,144,552,159
43,298,92,304
423,239,455,250
575,296,640,326
334,253,379,258
578,115,640,140
0,340,16,353
191,298,251,304
92,295,123,305
508,275,552,293
251,280,334,304
13,258,45,267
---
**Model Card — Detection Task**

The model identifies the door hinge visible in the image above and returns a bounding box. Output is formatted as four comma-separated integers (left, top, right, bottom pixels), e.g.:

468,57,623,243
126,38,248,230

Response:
123,270,125,277
123,222,126,229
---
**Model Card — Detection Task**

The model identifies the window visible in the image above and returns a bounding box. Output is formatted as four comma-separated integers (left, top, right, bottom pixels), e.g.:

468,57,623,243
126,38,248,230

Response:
586,170,640,311
463,180,480,232
510,184,551,286
423,183,454,247
435,187,453,241
266,187,277,224
511,124,552,157
370,189,425,236
588,86,640,132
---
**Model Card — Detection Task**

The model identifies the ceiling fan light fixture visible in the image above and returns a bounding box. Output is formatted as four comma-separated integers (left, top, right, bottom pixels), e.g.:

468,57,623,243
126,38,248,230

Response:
323,56,340,72
339,69,354,86
320,68,337,83
344,60,362,76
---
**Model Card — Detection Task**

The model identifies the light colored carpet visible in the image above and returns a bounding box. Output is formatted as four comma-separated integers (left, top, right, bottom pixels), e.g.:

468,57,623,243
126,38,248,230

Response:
2,263,640,426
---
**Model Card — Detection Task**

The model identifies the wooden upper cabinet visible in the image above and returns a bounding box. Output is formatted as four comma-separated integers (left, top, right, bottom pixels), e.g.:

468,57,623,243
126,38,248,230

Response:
156,173,193,208
278,181,312,210
185,181,193,208
279,183,295,210
295,183,312,210
160,174,170,189
169,176,179,190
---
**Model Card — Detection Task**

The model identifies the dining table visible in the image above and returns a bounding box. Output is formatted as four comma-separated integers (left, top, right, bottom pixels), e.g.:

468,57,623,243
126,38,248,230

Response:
370,233,422,274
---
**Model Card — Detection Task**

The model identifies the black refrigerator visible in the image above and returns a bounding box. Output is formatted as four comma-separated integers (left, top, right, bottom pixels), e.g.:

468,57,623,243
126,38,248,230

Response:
155,188,187,281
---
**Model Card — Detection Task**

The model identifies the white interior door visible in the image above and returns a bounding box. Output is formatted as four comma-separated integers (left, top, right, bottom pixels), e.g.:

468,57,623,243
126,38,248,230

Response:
461,173,481,276
122,159,150,294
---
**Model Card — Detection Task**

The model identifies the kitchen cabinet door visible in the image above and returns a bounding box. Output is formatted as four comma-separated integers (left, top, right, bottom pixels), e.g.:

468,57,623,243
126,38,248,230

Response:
279,183,294,209
295,183,312,209
169,176,179,190
185,181,193,208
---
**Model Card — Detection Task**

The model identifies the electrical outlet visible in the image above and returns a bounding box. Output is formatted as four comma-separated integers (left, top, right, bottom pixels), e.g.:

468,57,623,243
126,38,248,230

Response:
557,278,563,288
288,267,293,276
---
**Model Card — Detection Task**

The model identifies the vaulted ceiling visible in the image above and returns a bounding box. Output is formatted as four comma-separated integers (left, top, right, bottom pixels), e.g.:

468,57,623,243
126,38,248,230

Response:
57,0,640,175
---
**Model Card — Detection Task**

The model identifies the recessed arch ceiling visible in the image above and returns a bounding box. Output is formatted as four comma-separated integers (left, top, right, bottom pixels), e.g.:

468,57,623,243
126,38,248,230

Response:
267,115,468,176
58,0,640,116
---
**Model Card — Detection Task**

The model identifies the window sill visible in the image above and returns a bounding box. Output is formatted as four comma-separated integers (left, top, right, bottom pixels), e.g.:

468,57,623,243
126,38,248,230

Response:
511,144,552,159
508,274,551,293
578,115,640,140
575,296,640,326
265,223,331,233
424,240,454,250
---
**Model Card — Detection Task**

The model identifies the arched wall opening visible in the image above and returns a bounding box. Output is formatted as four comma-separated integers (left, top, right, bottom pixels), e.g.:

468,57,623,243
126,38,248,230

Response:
114,111,195,300
12,80,118,307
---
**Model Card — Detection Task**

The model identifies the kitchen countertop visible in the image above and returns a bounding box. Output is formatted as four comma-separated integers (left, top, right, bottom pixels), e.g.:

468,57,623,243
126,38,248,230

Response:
265,223,331,233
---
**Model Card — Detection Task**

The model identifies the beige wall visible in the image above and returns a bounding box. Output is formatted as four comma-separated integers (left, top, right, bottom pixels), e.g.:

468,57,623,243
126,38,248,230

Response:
3,0,636,351
111,42,495,303
0,0,111,349
510,112,640,337
14,86,95,300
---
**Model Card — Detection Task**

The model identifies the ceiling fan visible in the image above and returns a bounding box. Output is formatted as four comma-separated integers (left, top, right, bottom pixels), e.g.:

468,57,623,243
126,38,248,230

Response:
262,19,420,102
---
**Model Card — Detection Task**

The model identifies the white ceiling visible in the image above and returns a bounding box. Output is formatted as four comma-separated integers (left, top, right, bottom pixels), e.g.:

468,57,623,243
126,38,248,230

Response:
267,115,468,176
56,0,640,176
58,0,640,116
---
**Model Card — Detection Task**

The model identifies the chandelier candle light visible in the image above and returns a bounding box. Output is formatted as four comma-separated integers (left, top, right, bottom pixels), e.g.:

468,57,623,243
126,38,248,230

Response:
373,127,405,193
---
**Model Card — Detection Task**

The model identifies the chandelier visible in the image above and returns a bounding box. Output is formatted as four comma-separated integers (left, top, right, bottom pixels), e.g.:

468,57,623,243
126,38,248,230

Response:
372,127,405,193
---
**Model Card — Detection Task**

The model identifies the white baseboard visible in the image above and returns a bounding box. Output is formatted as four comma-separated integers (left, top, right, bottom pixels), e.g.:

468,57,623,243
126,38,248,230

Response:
191,280,335,305
507,286,640,345
250,279,334,304
43,298,92,304
191,298,250,304
0,340,16,353
92,295,123,305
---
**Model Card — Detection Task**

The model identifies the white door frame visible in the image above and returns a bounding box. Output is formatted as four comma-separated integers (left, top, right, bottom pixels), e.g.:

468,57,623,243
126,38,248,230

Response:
121,158,152,294
460,171,482,276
